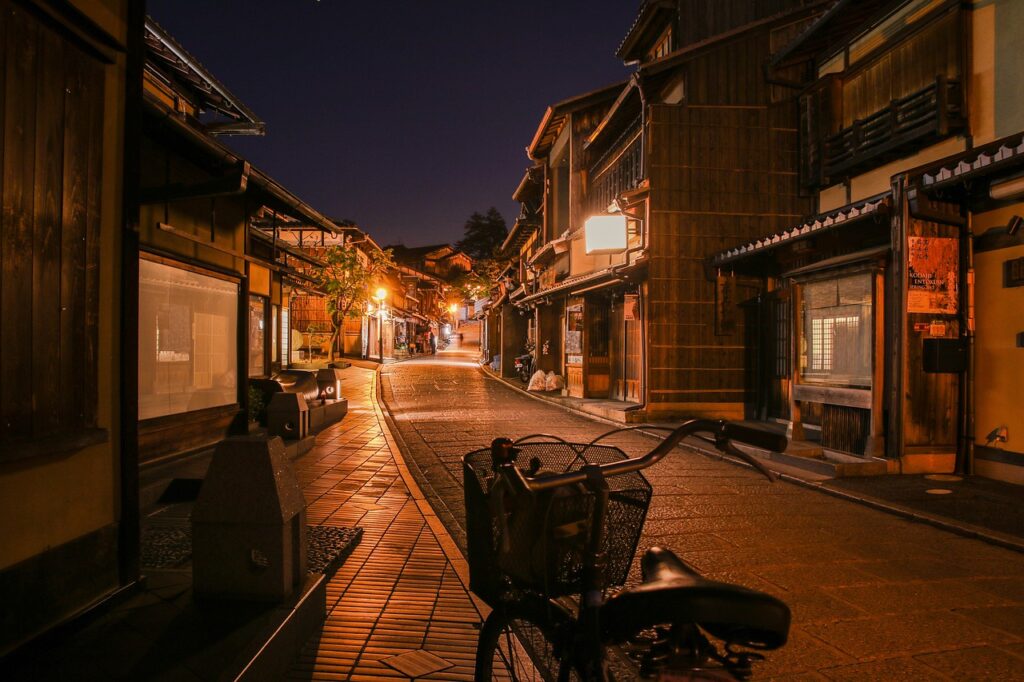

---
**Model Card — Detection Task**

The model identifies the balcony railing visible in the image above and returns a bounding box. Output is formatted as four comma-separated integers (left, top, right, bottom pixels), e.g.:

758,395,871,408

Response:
822,76,964,180
588,117,643,215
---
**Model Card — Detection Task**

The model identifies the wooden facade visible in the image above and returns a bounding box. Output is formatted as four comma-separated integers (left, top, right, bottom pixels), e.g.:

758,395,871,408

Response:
713,0,1024,478
137,20,340,463
0,0,143,655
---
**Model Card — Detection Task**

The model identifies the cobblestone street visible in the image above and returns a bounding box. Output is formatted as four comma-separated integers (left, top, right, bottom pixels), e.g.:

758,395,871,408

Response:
381,349,1024,680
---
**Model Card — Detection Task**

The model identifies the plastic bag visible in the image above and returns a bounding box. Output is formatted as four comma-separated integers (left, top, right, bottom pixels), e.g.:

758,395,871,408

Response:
545,372,564,391
527,369,548,391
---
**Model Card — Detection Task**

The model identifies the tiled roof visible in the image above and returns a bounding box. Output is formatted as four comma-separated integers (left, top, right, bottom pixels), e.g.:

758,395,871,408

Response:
919,132,1024,190
712,193,891,267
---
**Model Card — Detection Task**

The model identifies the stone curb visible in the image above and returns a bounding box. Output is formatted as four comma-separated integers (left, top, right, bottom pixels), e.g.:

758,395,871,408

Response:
369,366,491,618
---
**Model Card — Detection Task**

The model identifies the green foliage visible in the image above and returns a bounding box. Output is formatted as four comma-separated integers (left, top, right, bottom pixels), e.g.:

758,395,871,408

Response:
456,207,508,260
315,245,396,360
247,384,265,424
451,257,508,302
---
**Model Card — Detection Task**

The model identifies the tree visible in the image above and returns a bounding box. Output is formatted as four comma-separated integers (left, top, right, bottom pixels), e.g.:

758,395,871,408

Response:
451,256,509,303
456,207,508,260
315,244,395,362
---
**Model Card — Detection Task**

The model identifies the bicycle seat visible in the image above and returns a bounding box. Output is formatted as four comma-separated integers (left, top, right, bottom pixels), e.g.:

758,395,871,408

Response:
601,546,790,650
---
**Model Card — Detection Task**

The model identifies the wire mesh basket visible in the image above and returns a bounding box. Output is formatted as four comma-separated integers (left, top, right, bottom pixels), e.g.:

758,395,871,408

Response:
463,440,652,606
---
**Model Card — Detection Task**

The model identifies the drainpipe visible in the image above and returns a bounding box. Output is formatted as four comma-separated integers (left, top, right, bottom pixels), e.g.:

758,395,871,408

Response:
962,213,976,475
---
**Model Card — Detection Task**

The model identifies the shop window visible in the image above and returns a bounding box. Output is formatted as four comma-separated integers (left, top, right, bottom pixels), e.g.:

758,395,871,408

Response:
249,295,267,377
800,273,872,389
139,259,238,420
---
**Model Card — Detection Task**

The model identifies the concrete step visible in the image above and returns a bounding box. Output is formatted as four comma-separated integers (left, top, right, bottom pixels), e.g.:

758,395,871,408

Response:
764,444,887,478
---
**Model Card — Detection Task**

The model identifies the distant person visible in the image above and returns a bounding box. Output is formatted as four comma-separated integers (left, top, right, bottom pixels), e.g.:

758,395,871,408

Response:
429,329,437,355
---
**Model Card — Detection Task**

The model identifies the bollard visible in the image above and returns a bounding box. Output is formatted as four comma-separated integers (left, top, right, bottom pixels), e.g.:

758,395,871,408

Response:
267,392,310,440
192,436,307,601
316,368,344,401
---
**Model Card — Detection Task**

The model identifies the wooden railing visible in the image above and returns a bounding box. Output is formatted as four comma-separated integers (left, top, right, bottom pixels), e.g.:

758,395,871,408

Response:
822,77,964,180
588,118,643,215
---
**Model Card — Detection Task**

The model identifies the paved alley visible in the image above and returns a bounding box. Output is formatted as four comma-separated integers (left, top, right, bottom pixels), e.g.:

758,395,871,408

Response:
381,349,1024,680
286,365,492,681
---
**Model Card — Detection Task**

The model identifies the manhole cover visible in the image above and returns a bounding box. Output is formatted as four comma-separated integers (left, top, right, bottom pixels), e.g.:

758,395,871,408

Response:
925,474,963,482
925,488,954,495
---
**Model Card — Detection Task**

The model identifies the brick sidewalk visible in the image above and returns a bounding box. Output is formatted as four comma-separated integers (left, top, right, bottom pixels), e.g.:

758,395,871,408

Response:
287,365,492,681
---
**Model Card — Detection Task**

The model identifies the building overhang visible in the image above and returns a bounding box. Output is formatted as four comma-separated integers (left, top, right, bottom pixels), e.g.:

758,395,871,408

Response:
616,0,676,64
527,81,627,160
916,131,1024,209
711,193,892,277
517,257,647,307
144,17,265,136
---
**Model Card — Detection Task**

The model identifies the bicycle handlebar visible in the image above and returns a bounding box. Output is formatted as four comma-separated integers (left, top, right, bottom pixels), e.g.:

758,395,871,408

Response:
492,419,787,493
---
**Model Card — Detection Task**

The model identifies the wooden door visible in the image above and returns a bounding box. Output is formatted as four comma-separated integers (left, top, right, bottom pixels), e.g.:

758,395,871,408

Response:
585,294,610,398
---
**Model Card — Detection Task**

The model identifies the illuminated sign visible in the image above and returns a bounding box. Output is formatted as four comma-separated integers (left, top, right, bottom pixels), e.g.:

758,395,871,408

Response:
584,215,627,255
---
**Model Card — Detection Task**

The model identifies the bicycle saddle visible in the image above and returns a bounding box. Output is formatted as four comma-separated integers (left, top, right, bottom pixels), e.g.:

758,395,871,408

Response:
601,546,790,650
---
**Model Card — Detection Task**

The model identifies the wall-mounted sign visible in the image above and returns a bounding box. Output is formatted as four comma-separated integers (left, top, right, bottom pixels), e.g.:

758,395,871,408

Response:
715,272,736,335
623,294,639,321
1005,256,1024,288
907,236,958,314
584,214,628,255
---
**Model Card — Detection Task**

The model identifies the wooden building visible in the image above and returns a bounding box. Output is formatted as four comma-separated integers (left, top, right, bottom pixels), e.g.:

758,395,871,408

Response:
712,0,1024,478
138,19,340,463
0,0,144,655
499,0,822,420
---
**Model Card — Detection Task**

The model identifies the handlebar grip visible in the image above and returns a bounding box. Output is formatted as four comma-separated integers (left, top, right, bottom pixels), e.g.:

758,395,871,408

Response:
723,422,788,453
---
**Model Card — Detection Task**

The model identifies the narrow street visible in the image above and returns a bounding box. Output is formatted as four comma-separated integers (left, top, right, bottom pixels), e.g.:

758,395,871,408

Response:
381,348,1024,680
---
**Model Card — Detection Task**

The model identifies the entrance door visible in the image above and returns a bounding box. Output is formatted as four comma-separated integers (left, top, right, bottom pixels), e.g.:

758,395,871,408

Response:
761,290,792,421
609,291,642,402
585,294,610,398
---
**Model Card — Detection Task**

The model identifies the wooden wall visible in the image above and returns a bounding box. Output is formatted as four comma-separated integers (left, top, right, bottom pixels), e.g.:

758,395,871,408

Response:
0,0,136,655
842,10,962,127
645,32,812,416
0,1,105,447
676,0,820,48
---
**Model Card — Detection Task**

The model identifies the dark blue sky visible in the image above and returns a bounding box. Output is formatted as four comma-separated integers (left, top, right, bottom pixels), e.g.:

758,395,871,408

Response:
148,1,639,246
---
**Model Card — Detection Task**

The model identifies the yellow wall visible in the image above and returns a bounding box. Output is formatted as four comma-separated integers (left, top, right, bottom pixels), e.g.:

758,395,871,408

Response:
0,1,127,570
973,204,1024,463
969,0,1024,145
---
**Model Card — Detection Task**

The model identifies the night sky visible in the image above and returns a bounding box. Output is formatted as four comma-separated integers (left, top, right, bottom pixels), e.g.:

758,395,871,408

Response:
147,1,639,246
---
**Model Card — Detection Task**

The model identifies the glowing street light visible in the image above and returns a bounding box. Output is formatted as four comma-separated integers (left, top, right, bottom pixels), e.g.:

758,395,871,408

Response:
448,303,458,315
373,287,387,363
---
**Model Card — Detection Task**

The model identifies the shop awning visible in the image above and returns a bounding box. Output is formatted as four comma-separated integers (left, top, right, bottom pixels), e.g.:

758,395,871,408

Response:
517,258,646,306
711,193,892,272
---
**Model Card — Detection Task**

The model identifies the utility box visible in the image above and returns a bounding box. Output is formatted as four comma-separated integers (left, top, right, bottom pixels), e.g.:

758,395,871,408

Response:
316,368,344,401
267,392,310,440
192,437,307,601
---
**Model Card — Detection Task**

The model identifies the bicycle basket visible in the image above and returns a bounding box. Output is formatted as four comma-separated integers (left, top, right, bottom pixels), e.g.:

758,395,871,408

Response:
463,441,652,605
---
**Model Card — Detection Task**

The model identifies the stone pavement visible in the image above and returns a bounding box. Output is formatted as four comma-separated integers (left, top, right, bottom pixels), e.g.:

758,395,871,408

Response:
380,348,1024,680
287,364,498,681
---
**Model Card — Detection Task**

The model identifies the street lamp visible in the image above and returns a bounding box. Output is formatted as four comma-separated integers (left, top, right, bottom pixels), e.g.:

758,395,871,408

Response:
373,287,387,363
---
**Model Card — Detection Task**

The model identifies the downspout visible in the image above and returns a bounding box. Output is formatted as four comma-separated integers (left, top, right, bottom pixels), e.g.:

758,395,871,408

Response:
963,212,976,475
635,71,651,414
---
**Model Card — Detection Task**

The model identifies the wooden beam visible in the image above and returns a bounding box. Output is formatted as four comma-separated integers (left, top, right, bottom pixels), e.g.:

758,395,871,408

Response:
139,161,249,204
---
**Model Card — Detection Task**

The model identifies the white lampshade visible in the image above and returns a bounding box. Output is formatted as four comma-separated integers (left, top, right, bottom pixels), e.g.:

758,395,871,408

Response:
584,214,628,255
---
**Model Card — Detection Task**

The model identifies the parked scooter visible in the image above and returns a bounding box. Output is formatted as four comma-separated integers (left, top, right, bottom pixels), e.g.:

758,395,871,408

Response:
513,345,534,384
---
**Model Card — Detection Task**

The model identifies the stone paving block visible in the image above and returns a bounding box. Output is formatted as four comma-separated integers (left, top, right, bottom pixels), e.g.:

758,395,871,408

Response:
803,611,1018,659
819,655,951,681
914,645,1024,681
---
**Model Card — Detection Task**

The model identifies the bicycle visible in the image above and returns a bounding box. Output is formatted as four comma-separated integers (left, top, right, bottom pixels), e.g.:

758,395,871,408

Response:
463,419,792,681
